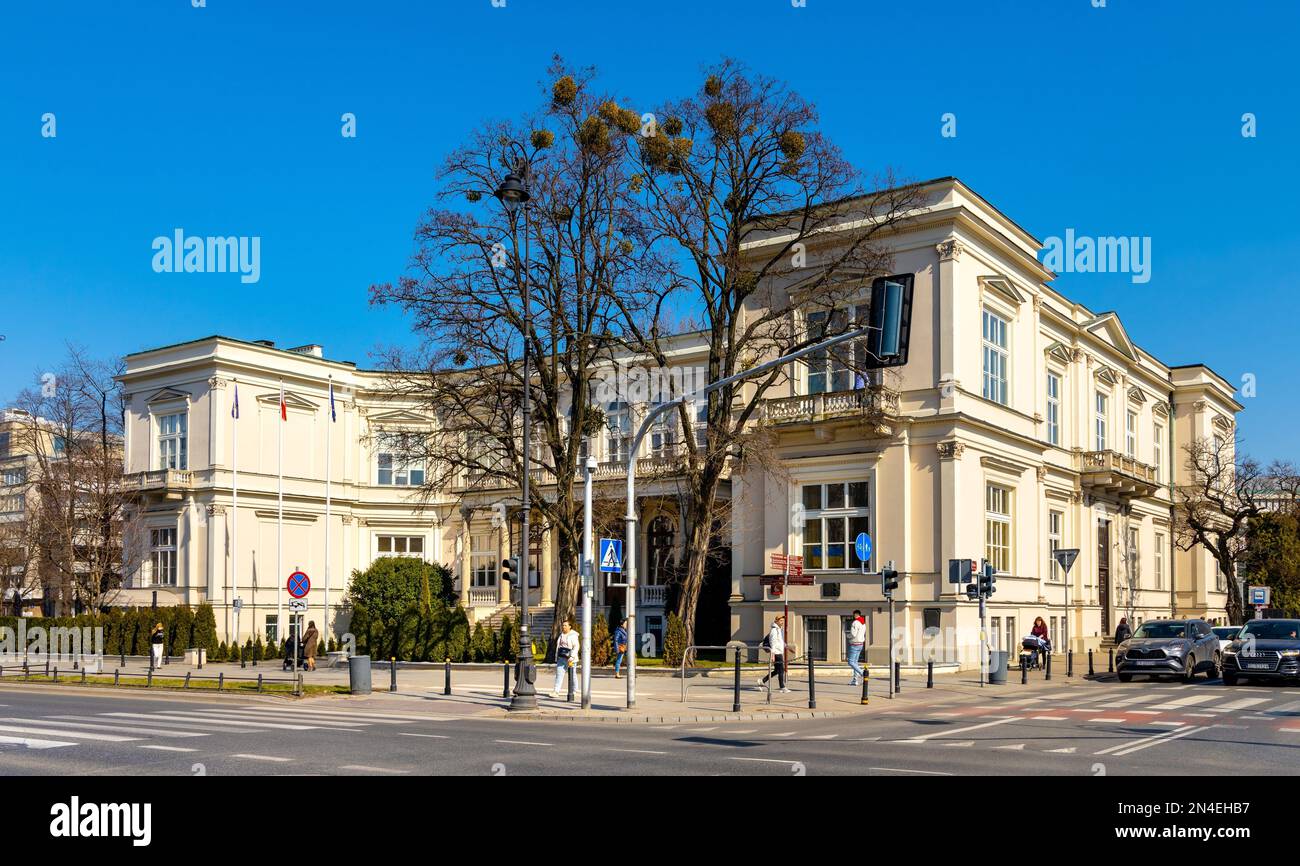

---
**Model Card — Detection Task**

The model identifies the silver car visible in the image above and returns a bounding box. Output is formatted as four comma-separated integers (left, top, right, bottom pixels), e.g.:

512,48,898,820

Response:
1116,619,1221,683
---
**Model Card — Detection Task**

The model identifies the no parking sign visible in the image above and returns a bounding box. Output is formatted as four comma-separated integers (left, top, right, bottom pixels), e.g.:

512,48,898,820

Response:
287,570,310,599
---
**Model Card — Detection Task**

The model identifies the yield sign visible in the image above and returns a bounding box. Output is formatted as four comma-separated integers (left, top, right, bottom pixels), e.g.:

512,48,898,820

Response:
1051,548,1079,575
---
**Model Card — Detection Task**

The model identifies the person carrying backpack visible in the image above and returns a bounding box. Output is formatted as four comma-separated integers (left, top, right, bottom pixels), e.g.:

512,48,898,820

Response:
759,616,789,693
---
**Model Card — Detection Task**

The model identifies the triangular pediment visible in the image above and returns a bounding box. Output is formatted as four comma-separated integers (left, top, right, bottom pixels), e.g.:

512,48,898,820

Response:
146,387,191,405
1083,312,1137,361
1044,341,1074,366
255,391,317,411
369,410,429,425
1127,386,1147,404
979,275,1029,306
1095,364,1120,386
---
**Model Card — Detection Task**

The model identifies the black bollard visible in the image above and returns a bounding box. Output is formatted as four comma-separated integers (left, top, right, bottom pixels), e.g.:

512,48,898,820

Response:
390,657,397,693
147,669,153,688
81,669,86,685
1108,649,1114,673
566,663,575,702
241,653,247,669
53,666,58,683
120,652,126,668
114,669,120,686
443,658,452,695
197,650,203,671
184,672,191,689
1046,652,1053,680
894,661,901,694
732,651,742,713
1068,649,1074,678
1021,655,1028,684
927,660,934,689
807,655,817,710
256,673,263,692
218,672,224,691
1089,649,1095,677
503,660,511,699
861,668,869,705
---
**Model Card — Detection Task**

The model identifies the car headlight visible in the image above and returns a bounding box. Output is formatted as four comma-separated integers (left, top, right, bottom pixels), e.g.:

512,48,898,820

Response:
1281,650,1300,658
1223,646,1237,655
1167,643,1188,655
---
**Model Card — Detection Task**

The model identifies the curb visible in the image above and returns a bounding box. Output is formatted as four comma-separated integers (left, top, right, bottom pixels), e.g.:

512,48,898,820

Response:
495,710,838,723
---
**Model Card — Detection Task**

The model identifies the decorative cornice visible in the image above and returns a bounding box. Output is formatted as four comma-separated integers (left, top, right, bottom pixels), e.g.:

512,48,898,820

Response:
1036,465,1048,481
935,239,964,262
1032,295,1043,311
206,504,226,516
936,440,965,460
208,377,227,390
1071,348,1085,363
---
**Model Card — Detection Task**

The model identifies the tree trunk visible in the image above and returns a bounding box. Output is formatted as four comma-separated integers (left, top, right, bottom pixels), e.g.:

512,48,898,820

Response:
674,458,726,653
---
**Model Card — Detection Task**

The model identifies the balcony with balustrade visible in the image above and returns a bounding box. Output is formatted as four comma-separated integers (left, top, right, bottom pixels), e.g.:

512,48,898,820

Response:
1075,449,1160,499
122,469,194,500
761,388,899,427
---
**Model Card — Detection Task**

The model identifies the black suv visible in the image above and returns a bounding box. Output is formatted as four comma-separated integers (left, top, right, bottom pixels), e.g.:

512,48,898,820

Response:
1116,619,1220,682
1222,618,1300,685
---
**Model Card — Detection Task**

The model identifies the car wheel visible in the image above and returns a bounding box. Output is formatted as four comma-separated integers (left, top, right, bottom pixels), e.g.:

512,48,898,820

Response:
1223,672,1239,686
1117,672,1132,683
1206,653,1221,679
1182,655,1197,684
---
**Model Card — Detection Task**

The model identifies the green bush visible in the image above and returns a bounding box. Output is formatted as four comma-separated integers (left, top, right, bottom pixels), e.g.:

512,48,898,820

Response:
591,614,611,666
244,638,255,664
664,613,686,667
497,615,516,663
214,641,227,662
192,603,218,655
252,635,264,662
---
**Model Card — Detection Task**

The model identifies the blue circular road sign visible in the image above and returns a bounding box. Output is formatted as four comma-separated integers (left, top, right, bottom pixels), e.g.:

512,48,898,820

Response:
287,570,311,599
854,532,872,563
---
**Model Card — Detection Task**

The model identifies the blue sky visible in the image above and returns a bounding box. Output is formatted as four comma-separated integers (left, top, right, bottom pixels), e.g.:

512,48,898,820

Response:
1,0,1295,460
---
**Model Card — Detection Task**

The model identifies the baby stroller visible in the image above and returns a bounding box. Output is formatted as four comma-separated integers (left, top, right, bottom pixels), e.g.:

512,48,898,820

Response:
282,639,305,671
1019,635,1049,671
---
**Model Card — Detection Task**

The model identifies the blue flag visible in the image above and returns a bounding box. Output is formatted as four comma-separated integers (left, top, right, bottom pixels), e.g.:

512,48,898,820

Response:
231,384,239,419
329,381,336,422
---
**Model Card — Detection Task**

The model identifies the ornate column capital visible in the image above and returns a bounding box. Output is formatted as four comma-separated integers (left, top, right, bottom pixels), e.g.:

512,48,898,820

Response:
208,377,228,390
936,440,966,461
935,239,964,262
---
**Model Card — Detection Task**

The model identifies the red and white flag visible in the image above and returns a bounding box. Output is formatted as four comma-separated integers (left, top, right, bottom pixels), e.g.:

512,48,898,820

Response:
279,383,287,421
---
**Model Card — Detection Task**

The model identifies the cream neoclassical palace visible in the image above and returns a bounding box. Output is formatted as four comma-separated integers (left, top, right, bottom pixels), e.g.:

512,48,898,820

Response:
116,178,1240,666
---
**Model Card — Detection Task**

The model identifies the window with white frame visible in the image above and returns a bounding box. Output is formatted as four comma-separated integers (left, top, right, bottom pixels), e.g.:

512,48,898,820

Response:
265,615,278,645
1126,526,1140,584
150,527,177,587
649,405,678,457
377,535,425,558
469,534,497,587
692,400,708,449
0,432,9,458
1094,391,1109,451
376,433,425,486
990,616,1002,651
1153,422,1164,482
982,308,1009,405
157,412,188,470
606,401,631,464
984,483,1012,573
1048,509,1064,582
1046,371,1061,446
800,480,870,570
804,307,867,394
2,467,24,487
1126,410,1137,457
1154,532,1165,590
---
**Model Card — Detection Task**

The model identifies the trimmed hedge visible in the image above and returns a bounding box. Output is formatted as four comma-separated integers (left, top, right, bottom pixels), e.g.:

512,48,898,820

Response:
0,604,219,657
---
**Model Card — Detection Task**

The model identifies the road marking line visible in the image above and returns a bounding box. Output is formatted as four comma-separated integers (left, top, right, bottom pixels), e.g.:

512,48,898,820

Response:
1279,728,1300,733
1265,701,1300,715
1095,726,1187,756
339,765,408,774
869,767,953,775
494,739,552,747
0,735,77,749
729,757,802,765
804,734,838,740
1031,716,1068,721
34,718,208,738
104,712,313,731
139,745,197,752
1128,710,1160,715
398,732,449,739
770,731,798,737
904,716,1021,743
1151,695,1217,709
608,748,668,755
237,705,452,722
1211,697,1270,711
1151,721,1183,727
187,710,368,727
1046,747,1077,754
1111,725,1207,757
993,743,1025,750
231,754,291,762
1087,718,1127,723
941,740,974,747
688,727,719,732
929,712,961,718
725,729,757,734
0,723,138,742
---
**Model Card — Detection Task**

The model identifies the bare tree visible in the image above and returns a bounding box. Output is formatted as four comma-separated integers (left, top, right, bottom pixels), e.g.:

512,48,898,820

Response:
614,59,922,649
1174,435,1286,623
370,60,659,644
0,441,42,615
11,347,137,614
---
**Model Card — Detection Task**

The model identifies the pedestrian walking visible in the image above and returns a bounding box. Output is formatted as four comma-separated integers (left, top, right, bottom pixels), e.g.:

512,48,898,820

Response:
149,622,165,670
1031,616,1051,667
847,609,866,686
551,619,580,698
613,619,628,679
1114,617,1132,644
302,620,319,672
759,615,790,693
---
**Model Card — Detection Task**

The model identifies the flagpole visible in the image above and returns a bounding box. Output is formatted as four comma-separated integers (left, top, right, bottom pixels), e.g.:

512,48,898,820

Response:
278,379,284,648
325,376,332,644
231,380,238,646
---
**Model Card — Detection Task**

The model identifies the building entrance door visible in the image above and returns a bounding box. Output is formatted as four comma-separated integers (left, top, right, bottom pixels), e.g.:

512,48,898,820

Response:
1098,519,1112,636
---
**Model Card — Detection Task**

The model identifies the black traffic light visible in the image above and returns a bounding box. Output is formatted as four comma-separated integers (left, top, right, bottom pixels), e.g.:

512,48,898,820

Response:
501,558,520,591
978,559,997,597
881,565,899,597
866,274,914,369
965,582,979,601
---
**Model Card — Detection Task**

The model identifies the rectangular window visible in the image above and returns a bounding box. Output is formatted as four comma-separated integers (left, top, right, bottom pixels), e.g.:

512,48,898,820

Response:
982,308,1009,405
804,308,866,395
2,468,24,487
1127,526,1140,585
1153,423,1164,483
470,534,497,587
990,616,1002,651
649,404,678,457
376,435,425,487
645,616,664,658
1094,392,1108,451
1046,372,1061,445
157,412,188,470
805,616,827,662
693,400,708,449
1154,532,1165,590
1048,510,1063,582
984,483,1012,573
265,615,278,646
800,481,870,571
606,401,631,464
377,535,425,558
150,527,177,587
820,582,841,599
0,431,9,458
1005,617,1016,656
1126,410,1137,458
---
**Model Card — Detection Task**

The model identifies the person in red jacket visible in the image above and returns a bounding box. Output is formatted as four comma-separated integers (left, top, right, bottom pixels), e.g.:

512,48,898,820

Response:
1030,616,1050,666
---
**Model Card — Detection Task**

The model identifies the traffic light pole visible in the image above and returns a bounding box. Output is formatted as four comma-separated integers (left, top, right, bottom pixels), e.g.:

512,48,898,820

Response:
978,594,987,687
581,453,595,709
888,594,895,699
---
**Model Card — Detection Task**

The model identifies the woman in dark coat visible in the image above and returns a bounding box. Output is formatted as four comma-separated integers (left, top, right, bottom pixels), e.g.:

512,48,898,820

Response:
1114,617,1133,644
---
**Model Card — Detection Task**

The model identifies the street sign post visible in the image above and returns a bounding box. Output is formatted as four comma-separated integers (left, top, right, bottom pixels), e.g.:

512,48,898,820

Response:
289,599,306,612
854,532,872,571
1052,548,1080,664
287,571,310,599
600,538,626,586
1249,585,1271,617
286,570,309,674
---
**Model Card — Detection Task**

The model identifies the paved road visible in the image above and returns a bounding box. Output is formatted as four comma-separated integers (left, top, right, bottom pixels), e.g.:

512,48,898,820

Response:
1,676,1298,775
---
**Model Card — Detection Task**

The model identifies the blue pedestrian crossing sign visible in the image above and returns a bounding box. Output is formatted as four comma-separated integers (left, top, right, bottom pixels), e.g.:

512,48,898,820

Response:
599,538,624,573
854,532,872,564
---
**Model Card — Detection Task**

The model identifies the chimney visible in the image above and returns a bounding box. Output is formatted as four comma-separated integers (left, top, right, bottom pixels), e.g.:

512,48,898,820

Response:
288,344,324,358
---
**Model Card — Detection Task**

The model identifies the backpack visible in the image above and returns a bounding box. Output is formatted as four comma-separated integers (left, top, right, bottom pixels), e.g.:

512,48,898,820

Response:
760,632,772,651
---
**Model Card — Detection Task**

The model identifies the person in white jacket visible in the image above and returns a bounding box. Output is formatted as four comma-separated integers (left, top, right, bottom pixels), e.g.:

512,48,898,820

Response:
847,610,867,686
551,619,580,698
759,616,790,693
